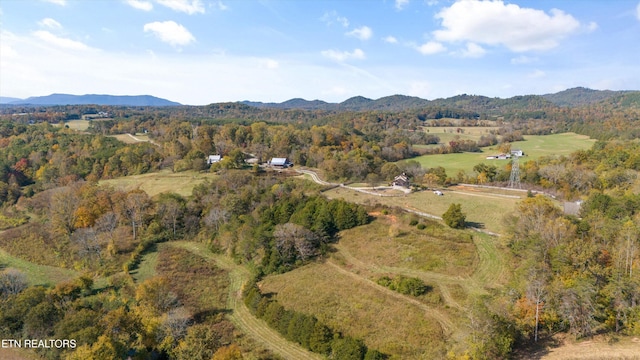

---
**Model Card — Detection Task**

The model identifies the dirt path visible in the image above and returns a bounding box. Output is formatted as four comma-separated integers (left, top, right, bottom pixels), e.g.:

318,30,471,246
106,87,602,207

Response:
170,241,323,360
325,260,456,334
333,243,470,311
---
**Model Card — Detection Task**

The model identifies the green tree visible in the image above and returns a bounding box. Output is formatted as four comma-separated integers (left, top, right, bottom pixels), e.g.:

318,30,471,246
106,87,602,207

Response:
442,203,466,229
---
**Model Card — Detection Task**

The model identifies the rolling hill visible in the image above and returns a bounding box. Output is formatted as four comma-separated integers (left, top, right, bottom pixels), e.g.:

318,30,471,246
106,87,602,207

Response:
7,93,181,106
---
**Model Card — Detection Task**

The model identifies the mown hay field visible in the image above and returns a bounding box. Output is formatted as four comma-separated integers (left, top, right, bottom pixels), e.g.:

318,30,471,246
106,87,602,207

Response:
100,170,218,197
260,261,449,359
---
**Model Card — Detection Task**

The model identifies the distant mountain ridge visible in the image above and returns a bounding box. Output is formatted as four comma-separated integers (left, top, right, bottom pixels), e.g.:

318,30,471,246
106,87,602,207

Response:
6,93,181,106
0,97,23,104
242,88,637,112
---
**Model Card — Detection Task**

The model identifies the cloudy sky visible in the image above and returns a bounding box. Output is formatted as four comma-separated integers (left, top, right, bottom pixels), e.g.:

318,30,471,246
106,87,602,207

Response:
1,0,639,105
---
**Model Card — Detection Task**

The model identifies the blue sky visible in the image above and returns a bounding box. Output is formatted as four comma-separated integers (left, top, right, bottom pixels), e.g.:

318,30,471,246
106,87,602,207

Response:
1,0,639,105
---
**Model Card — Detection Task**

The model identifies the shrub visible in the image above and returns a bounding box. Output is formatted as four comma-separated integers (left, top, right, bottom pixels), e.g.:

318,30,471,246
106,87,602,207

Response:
416,223,426,230
409,219,418,226
442,203,466,229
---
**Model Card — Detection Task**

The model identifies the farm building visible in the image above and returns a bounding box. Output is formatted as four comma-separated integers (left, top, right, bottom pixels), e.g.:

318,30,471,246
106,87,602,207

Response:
269,157,293,168
207,155,222,164
433,190,444,196
511,149,524,157
392,173,410,188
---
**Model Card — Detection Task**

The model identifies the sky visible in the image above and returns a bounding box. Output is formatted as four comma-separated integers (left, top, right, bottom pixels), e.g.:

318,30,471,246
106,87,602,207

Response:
1,0,639,105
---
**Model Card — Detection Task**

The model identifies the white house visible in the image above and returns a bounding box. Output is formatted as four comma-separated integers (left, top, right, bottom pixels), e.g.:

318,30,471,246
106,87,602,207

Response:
207,155,222,165
269,157,293,168
511,149,524,157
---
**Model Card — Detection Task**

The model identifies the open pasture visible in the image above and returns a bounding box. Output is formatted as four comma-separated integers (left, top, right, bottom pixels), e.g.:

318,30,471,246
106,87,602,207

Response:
337,216,478,277
100,169,217,197
410,132,596,175
420,125,501,144
260,261,449,359
324,185,520,234
61,119,91,131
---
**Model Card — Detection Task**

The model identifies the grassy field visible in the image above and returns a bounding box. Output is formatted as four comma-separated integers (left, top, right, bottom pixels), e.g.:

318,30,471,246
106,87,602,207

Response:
420,125,501,145
260,261,449,359
110,133,153,144
60,119,91,131
0,245,78,286
324,185,521,234
410,132,596,175
100,169,218,197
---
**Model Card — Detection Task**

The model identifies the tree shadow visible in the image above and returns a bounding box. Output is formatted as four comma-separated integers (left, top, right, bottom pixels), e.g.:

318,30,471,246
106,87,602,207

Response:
465,221,485,229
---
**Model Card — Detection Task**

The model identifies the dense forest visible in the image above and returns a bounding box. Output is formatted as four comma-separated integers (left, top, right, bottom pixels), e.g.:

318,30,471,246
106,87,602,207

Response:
1,88,639,359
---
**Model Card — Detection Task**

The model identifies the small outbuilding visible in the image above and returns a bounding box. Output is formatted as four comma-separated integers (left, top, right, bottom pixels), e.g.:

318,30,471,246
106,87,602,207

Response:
511,149,524,157
433,190,443,196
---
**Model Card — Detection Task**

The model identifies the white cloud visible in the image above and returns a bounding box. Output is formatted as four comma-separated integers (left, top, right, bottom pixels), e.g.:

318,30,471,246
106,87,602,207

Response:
125,0,153,11
383,36,398,44
416,41,446,55
460,42,486,58
346,26,372,41
433,0,581,52
32,31,90,50
636,2,640,21
321,11,349,27
321,48,365,62
156,0,204,15
214,1,228,11
41,0,67,5
586,21,598,32
529,69,546,78
510,55,538,65
395,0,409,11
263,59,279,69
144,21,195,46
38,18,62,29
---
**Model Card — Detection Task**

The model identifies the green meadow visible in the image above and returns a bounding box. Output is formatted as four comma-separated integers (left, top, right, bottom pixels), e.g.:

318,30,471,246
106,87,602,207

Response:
409,132,596,176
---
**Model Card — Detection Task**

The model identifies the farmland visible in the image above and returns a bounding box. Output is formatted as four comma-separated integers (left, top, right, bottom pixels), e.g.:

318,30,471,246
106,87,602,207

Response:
411,132,596,175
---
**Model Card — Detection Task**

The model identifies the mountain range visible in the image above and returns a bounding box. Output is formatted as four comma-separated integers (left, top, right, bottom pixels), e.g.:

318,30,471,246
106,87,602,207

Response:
243,87,638,112
1,88,637,110
1,94,181,106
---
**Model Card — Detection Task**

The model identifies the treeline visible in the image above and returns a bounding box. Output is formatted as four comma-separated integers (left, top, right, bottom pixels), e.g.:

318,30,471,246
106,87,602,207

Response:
244,283,387,360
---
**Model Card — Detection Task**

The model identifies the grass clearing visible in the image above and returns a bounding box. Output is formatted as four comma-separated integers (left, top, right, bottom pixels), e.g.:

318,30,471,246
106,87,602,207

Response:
100,169,218,197
337,216,478,277
420,125,501,145
57,119,90,131
410,132,596,175
260,261,448,359
131,244,159,283
0,245,78,286
324,186,519,234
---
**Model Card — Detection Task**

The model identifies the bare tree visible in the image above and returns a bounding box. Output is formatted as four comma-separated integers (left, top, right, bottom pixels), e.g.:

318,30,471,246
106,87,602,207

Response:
164,307,192,342
273,223,319,261
526,270,547,342
72,227,102,261
124,191,150,240
0,268,28,296
204,208,230,233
